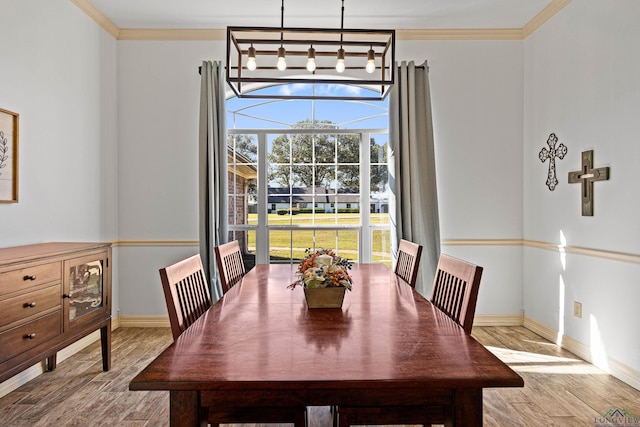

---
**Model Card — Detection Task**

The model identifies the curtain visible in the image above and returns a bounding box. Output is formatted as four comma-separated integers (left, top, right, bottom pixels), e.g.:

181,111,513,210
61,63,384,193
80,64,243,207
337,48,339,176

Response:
199,60,227,301
388,60,440,297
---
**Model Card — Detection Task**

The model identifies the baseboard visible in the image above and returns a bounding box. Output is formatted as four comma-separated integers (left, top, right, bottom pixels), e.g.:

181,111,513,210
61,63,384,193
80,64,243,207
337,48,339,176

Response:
474,314,524,327
524,316,640,391
117,315,170,328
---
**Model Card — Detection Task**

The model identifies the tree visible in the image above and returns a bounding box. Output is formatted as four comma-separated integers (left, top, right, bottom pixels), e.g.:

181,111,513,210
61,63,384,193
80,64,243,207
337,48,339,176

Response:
229,134,258,198
230,134,257,162
267,119,388,191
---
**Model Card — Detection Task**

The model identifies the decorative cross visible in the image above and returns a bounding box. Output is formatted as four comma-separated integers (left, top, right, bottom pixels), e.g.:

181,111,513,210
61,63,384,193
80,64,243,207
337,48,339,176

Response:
568,150,610,216
538,133,567,191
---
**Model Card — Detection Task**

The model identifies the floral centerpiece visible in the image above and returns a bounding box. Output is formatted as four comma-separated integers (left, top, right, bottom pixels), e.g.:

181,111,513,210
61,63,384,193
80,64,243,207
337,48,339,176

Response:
289,248,353,291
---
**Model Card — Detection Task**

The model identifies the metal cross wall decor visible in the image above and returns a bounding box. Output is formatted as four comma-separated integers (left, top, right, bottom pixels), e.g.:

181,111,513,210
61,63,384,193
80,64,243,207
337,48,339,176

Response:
568,150,610,216
539,133,567,191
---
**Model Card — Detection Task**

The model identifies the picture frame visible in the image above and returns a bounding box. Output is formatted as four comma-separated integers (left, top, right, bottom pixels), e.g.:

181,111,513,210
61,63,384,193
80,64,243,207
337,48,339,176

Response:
0,108,19,203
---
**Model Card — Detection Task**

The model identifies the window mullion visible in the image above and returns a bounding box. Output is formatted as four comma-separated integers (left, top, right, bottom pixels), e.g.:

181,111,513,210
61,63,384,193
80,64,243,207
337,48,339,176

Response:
361,132,371,263
256,132,269,264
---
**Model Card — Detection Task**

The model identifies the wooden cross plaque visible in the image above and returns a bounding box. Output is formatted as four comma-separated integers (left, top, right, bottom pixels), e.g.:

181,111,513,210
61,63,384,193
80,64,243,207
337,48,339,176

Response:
568,150,609,216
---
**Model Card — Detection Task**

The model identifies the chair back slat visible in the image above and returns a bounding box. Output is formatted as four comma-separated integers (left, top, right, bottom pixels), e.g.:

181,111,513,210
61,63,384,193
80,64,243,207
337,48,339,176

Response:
215,240,246,294
429,254,483,334
160,254,212,341
394,239,423,287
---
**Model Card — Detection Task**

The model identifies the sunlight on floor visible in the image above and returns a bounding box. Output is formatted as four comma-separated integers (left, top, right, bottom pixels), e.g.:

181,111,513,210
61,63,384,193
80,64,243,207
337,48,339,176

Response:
486,345,608,375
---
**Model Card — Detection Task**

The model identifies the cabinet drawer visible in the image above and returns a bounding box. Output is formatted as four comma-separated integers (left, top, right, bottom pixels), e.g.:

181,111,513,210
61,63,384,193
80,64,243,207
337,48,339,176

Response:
0,262,61,296
0,285,61,330
0,312,62,362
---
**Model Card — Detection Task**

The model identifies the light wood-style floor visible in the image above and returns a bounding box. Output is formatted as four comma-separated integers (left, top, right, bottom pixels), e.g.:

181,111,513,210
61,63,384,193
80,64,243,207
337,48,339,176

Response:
1,326,639,426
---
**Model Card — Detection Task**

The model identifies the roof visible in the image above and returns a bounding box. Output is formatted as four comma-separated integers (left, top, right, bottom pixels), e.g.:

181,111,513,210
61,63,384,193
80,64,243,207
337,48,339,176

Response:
268,187,360,204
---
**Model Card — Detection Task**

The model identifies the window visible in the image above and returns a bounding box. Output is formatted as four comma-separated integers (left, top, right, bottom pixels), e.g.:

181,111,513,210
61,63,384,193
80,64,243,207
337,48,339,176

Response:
226,84,392,266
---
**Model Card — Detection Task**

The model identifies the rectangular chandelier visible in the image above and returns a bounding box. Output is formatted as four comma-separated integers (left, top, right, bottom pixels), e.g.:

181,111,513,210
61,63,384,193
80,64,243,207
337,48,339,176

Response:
225,1,395,101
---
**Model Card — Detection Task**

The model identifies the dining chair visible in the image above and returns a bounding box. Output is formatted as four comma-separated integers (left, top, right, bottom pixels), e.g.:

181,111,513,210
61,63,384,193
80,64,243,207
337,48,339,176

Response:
160,254,307,427
394,238,423,287
214,240,246,294
159,253,212,341
429,253,483,334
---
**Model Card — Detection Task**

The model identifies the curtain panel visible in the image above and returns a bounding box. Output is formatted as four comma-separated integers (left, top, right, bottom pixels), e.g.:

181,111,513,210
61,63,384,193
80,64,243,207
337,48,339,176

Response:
198,60,227,301
389,60,441,296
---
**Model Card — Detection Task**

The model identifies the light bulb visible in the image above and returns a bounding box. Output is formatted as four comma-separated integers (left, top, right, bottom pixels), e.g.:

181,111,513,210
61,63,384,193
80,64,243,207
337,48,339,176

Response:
366,47,375,73
307,59,316,72
366,61,375,73
336,48,345,73
306,46,316,72
277,46,287,71
247,45,257,71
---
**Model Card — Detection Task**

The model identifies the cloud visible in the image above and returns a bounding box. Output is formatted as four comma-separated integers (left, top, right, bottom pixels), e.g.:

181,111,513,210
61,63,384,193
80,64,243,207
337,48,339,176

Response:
279,83,311,96
318,84,363,96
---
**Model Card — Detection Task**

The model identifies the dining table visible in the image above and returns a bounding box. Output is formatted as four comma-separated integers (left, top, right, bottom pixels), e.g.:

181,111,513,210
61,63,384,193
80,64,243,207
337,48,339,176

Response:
129,263,524,426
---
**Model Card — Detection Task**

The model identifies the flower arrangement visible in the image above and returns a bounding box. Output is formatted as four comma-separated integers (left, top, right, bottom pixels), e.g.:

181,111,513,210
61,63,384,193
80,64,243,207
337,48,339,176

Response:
289,248,353,291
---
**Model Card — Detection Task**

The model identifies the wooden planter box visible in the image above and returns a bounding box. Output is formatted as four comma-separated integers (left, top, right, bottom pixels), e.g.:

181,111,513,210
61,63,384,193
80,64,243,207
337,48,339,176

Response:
304,287,346,309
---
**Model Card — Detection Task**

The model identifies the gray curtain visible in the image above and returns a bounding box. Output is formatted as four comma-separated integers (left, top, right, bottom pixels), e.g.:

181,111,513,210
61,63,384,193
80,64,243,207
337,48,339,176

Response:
388,60,440,297
199,60,227,301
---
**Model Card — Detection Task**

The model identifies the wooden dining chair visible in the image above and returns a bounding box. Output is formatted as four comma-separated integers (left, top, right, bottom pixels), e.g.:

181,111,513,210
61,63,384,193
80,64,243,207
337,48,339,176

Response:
430,253,483,334
159,253,212,341
394,238,423,287
160,254,307,427
214,240,246,294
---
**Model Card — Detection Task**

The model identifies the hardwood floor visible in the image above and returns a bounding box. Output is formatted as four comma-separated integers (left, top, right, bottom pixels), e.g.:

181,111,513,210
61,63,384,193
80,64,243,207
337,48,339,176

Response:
1,326,639,426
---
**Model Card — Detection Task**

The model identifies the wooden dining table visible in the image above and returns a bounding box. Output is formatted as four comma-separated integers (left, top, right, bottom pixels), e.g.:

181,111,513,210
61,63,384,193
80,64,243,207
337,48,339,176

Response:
129,263,524,426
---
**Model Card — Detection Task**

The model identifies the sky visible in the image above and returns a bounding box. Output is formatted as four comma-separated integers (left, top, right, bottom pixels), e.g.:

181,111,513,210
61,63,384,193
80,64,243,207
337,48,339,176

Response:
226,83,389,130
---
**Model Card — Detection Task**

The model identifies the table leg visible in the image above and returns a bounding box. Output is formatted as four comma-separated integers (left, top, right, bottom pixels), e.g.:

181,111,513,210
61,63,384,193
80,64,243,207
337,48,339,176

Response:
170,390,203,427
453,388,482,427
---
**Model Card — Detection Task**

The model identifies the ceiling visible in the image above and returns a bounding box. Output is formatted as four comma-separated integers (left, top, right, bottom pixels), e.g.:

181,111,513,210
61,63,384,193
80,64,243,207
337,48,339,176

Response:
88,0,554,31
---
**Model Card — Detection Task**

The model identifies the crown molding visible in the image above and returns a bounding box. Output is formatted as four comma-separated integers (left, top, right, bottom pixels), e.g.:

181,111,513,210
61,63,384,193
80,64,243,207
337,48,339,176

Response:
71,0,571,41
397,28,523,41
118,28,226,41
70,0,119,38
523,0,572,38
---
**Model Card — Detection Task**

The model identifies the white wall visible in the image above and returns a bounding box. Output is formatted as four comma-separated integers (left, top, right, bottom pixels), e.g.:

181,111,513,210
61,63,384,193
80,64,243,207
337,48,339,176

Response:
399,41,524,316
523,0,640,377
0,0,118,310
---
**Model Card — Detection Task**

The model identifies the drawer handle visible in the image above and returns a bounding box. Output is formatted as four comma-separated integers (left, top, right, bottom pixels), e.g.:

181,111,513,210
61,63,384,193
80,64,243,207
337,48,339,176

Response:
23,275,37,281
25,333,37,340
63,294,72,299
24,302,37,308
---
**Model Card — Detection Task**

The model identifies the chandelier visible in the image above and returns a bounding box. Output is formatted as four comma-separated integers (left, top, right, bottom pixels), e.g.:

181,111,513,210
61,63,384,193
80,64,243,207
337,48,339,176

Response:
226,0,395,100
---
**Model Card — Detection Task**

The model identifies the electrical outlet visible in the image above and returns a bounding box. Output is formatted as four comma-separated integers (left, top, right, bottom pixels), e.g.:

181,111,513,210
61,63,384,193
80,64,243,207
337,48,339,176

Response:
573,301,582,319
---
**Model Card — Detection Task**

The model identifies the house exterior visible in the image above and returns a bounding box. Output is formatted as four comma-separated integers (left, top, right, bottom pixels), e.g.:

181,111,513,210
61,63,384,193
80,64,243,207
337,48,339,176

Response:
267,187,361,213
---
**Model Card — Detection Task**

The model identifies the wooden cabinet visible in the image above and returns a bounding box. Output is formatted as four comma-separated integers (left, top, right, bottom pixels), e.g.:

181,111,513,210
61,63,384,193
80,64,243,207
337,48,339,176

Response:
0,242,112,383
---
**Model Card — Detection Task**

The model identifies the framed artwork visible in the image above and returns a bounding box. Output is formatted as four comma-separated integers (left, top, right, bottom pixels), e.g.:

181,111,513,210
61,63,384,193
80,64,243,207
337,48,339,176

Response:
0,108,18,203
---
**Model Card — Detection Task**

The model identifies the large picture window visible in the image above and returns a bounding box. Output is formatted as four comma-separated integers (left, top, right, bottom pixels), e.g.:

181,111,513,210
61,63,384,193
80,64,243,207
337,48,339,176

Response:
226,85,391,267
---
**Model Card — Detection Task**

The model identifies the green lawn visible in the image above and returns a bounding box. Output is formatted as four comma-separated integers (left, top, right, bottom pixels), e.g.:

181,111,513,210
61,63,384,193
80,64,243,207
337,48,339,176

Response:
245,213,392,264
